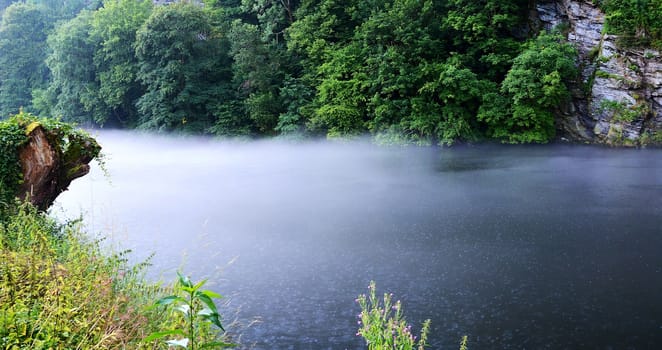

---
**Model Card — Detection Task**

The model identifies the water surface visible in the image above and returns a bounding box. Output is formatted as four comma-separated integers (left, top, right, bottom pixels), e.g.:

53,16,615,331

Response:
55,131,662,349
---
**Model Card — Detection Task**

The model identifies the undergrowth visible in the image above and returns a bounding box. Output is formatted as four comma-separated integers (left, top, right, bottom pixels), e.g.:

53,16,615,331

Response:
0,201,233,349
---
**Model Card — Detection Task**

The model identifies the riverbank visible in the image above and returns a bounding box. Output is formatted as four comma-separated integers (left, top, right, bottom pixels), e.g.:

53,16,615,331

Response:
0,202,233,349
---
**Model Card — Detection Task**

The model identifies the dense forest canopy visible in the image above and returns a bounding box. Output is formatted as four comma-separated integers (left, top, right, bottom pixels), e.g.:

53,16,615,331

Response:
0,0,660,144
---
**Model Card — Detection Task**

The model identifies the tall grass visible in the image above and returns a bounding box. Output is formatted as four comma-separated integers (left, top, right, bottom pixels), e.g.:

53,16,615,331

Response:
0,202,233,349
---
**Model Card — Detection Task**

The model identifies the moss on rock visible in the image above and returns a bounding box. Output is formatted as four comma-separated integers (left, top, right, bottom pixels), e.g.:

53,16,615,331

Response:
0,111,101,212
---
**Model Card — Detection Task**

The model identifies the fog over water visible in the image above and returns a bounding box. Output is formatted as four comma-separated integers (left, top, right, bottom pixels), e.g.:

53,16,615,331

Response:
54,130,662,349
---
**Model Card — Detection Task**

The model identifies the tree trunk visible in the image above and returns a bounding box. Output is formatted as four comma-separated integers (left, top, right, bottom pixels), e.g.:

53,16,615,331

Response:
17,125,100,211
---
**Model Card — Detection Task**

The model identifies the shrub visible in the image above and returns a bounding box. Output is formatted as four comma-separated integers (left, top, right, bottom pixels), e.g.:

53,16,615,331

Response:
0,202,170,349
356,281,431,350
479,30,578,143
145,272,234,349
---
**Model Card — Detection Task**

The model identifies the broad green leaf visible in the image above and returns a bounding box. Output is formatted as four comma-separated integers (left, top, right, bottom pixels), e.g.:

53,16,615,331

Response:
177,271,193,288
196,293,220,314
192,279,208,291
197,308,213,317
144,329,185,342
201,312,224,330
154,295,186,306
200,289,222,299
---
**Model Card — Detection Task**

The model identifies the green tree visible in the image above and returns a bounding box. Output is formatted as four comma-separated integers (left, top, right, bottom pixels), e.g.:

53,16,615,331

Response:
202,0,247,136
276,75,312,135
479,31,578,143
135,3,232,133
209,0,302,136
226,11,284,134
30,0,101,21
0,3,52,117
357,0,458,144
90,0,152,127
39,10,98,123
287,0,364,66
293,0,409,138
307,42,368,137
442,0,528,80
413,59,489,144
300,0,489,144
285,0,367,134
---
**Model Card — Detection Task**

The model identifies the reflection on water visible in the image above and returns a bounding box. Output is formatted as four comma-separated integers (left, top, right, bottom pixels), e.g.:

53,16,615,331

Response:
55,131,662,349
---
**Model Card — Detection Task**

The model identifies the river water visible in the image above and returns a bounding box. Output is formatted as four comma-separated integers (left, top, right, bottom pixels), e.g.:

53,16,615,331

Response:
54,131,662,349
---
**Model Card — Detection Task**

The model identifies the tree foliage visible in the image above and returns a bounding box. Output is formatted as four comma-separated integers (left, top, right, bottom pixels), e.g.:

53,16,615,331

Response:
8,0,654,145
39,11,97,123
0,3,52,117
479,31,578,143
135,2,232,133
289,0,530,144
603,0,662,49
90,0,153,127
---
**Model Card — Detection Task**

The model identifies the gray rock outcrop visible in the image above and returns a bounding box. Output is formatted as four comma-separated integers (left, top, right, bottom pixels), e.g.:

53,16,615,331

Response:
534,0,662,145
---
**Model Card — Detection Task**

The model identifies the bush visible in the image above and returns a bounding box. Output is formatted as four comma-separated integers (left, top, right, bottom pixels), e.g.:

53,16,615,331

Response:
0,202,173,349
479,30,578,143
145,272,234,349
356,281,431,350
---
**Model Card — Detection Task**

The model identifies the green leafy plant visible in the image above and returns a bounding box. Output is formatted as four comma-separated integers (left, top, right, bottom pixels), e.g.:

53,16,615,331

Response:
479,30,578,144
0,201,166,349
356,281,431,350
0,116,28,208
603,0,662,49
598,98,648,123
636,130,662,146
145,272,233,349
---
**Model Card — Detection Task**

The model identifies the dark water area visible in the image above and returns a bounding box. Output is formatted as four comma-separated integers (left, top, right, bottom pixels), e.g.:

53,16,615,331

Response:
54,131,662,349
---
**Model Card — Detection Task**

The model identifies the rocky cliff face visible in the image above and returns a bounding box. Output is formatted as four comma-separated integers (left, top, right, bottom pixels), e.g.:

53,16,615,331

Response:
535,0,662,145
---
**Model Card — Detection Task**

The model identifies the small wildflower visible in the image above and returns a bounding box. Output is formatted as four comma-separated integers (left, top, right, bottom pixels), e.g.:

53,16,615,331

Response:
356,281,430,350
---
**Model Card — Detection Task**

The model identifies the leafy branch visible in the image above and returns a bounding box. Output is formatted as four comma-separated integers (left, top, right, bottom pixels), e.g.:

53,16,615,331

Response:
145,272,234,349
